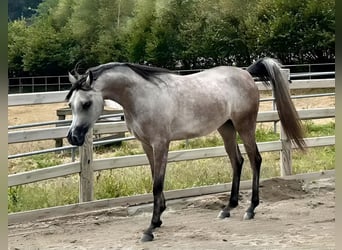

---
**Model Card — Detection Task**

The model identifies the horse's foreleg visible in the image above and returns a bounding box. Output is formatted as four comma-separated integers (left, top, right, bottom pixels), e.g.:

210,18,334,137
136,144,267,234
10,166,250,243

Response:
141,141,169,242
142,142,155,177
218,144,244,219
142,141,167,222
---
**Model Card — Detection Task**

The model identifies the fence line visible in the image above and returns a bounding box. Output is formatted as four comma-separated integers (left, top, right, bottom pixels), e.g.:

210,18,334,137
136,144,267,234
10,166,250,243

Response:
8,135,335,187
8,79,335,106
8,136,136,160
8,169,335,225
8,63,335,94
8,77,335,217
7,108,335,145
8,108,335,159
8,92,335,129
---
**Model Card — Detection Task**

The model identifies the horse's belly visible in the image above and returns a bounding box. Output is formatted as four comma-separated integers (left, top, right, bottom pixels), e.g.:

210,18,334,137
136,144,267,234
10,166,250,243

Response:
170,110,229,140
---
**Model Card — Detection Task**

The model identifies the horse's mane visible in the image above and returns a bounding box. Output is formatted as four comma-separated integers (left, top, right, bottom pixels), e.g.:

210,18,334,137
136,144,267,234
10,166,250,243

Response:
65,63,172,101
89,62,172,81
124,63,172,80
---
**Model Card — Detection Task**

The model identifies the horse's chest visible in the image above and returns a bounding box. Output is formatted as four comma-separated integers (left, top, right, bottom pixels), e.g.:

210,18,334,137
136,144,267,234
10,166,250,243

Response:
123,111,159,142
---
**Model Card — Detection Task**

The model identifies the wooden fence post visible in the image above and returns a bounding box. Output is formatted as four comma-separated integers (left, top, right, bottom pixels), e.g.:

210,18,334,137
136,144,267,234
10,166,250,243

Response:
79,129,94,202
280,125,292,176
280,69,292,176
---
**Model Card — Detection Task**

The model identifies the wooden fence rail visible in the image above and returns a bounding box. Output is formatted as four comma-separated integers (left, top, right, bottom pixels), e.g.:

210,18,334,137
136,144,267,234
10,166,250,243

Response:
8,135,335,187
8,108,335,144
8,169,335,224
8,79,335,106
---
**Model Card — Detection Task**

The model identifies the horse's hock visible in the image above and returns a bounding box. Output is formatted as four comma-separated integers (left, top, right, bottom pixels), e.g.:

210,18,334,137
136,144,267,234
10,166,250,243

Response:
55,107,125,148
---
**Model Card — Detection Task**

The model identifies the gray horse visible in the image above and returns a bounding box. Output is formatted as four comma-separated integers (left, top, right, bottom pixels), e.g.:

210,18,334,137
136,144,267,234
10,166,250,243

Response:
66,58,305,241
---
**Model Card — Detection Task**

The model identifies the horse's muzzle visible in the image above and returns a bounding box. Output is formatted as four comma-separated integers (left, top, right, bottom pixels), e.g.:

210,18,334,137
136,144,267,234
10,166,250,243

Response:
67,127,88,146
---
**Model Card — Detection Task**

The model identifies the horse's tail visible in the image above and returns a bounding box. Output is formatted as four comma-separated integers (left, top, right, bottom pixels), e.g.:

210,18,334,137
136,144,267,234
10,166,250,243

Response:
246,57,306,150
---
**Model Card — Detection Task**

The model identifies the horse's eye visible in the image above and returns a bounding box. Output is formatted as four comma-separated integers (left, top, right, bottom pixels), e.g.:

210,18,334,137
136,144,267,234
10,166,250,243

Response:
83,101,92,109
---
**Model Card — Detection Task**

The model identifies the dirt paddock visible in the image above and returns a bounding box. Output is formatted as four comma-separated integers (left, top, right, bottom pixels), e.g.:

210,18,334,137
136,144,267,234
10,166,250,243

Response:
8,175,335,250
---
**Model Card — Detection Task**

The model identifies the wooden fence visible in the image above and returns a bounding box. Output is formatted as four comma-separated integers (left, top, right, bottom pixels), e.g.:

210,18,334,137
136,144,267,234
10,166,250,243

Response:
8,78,335,222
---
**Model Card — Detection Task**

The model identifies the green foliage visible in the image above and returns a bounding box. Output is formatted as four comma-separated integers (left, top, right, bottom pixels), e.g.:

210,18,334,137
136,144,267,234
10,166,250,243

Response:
8,0,335,76
245,0,335,63
10,153,64,173
303,120,335,137
125,0,157,63
8,20,28,76
8,177,78,213
95,168,152,199
292,146,334,174
32,153,64,169
22,17,76,75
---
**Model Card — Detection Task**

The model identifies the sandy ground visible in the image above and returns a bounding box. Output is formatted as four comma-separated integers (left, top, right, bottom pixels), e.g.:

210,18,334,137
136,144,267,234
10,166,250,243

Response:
8,176,335,250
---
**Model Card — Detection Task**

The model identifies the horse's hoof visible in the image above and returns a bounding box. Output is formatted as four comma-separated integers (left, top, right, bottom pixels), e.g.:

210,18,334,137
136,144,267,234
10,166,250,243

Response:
243,211,255,220
218,210,230,219
141,232,154,242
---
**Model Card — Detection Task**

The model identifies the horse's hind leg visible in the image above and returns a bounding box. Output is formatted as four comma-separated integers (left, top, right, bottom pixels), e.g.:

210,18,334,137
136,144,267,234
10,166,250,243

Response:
217,120,244,219
237,127,262,220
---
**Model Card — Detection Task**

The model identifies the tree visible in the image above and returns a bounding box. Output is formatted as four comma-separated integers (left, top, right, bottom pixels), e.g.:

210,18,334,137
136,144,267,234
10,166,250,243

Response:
300,0,335,62
245,0,335,63
125,0,157,64
91,0,134,63
22,16,75,75
8,0,335,76
8,20,28,76
133,0,200,68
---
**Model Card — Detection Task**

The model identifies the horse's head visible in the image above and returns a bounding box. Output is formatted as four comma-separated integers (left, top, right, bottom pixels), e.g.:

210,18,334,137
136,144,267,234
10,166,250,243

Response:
66,71,104,146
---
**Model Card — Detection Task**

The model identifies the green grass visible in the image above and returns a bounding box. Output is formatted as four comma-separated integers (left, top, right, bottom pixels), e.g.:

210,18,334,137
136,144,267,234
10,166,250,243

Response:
8,121,335,213
303,120,335,137
9,153,65,173
8,177,79,213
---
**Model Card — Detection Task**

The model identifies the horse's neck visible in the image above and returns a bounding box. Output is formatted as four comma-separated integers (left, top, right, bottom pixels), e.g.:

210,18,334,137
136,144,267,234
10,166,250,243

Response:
97,73,140,109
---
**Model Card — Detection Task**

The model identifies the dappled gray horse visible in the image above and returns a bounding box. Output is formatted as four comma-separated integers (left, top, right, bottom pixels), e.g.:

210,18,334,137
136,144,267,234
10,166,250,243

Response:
66,58,305,242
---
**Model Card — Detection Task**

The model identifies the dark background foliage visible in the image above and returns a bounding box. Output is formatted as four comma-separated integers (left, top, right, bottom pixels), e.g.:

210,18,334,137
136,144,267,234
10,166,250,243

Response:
8,0,335,77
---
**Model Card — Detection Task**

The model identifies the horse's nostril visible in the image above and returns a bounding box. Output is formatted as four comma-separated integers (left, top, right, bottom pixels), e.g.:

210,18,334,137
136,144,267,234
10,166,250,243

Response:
72,135,79,143
67,130,85,146
67,131,77,145
67,132,72,144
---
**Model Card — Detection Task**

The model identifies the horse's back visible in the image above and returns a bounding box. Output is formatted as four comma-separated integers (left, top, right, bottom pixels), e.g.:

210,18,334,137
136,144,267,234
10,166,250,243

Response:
172,66,259,111
162,66,260,140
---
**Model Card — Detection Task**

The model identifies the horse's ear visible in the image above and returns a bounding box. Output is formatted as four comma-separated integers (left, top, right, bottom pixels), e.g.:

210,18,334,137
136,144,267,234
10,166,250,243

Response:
74,71,81,79
86,71,94,86
69,72,77,83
